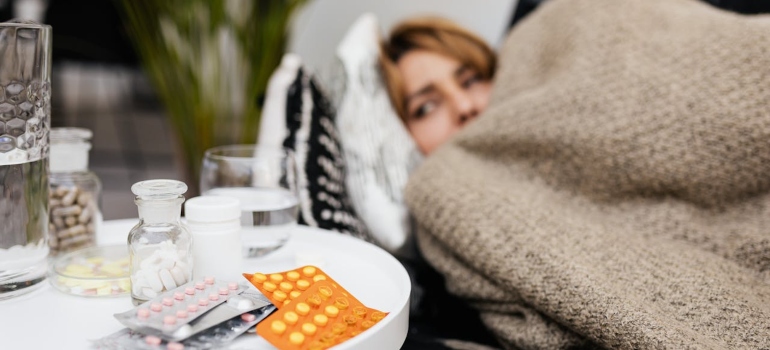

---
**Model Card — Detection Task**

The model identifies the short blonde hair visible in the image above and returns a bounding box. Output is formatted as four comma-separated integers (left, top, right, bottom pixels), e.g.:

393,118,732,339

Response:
380,17,497,122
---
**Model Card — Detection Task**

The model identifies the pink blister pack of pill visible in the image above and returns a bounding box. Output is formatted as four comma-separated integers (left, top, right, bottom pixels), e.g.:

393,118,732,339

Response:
114,277,245,341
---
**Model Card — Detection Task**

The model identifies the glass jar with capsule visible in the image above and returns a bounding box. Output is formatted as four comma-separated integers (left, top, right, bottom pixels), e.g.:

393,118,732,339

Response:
128,179,193,305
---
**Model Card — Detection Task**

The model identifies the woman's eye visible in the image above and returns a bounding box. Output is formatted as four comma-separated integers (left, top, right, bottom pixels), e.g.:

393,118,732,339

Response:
461,75,481,89
413,101,437,119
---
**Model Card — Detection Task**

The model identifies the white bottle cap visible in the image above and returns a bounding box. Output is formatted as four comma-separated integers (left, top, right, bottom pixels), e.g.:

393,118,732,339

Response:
185,196,241,223
50,127,92,173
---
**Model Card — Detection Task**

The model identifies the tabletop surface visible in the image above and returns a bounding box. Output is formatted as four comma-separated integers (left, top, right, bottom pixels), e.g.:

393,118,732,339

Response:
0,219,410,350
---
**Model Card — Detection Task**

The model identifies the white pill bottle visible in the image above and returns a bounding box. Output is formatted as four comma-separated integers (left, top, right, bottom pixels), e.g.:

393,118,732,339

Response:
128,180,193,305
184,196,242,282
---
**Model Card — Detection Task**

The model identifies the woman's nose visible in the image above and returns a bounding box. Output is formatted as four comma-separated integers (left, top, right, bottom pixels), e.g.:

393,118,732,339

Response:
449,90,478,124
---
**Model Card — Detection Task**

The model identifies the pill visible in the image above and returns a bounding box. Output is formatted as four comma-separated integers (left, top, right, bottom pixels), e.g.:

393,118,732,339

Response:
325,305,339,317
150,303,163,312
185,287,195,295
164,315,176,325
218,287,228,295
269,274,283,283
301,322,317,336
195,282,205,290
208,293,219,301
361,320,374,329
344,315,357,326
187,304,198,313
142,288,158,299
313,314,328,326
174,292,185,300
251,273,267,284
167,342,184,350
145,271,164,292
159,269,178,290
279,282,293,293
302,266,316,277
263,282,277,292
290,291,302,299
295,302,310,316
162,297,174,306
296,279,310,291
204,276,215,285
273,290,287,302
284,311,299,325
289,332,305,345
198,299,209,306
228,282,238,290
313,274,327,282
332,322,347,334
318,286,333,299
170,266,187,286
137,308,150,318
145,335,161,345
335,297,349,310
241,313,256,322
353,306,367,318
371,311,386,322
271,320,287,334
286,271,300,281
176,310,188,318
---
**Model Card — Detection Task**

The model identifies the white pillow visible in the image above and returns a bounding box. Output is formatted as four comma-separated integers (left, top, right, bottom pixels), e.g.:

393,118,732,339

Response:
335,13,421,255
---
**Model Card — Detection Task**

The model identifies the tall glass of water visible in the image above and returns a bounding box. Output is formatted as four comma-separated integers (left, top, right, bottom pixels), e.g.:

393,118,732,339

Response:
200,145,298,258
0,20,52,299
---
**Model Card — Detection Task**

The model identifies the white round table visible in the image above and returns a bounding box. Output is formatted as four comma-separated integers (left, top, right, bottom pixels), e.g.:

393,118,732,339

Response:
0,219,411,349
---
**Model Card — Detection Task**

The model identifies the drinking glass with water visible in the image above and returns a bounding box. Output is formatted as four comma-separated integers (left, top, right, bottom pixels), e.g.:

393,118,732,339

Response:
200,145,298,258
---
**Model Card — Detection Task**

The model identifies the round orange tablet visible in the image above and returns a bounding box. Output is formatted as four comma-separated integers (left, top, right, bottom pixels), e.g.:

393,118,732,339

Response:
334,297,349,310
313,314,329,326
353,306,367,318
284,311,299,325
290,291,302,299
312,274,327,282
301,322,317,336
296,279,310,290
263,282,277,292
279,282,293,293
289,332,305,345
302,266,316,277
295,302,311,316
343,315,357,325
371,311,386,322
318,286,333,299
271,320,287,334
324,305,339,317
273,290,287,302
250,273,267,283
269,274,283,283
286,271,300,281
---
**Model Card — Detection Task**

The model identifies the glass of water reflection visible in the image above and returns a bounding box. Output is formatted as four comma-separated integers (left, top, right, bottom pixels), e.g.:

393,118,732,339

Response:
200,145,298,258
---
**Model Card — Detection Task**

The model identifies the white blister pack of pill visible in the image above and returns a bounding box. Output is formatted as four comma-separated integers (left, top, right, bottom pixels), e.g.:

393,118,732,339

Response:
115,277,245,341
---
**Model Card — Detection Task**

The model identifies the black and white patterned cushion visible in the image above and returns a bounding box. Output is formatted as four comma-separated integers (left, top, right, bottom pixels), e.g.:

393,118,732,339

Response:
281,68,371,241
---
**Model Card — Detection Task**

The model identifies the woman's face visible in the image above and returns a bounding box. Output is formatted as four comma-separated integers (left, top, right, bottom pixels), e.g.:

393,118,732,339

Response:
397,50,492,155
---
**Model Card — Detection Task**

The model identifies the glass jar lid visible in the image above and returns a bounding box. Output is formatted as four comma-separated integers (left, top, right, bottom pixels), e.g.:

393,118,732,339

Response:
50,127,92,144
131,179,188,200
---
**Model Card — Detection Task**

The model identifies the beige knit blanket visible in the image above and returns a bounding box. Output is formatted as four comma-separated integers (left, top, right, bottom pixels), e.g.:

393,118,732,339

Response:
404,0,770,348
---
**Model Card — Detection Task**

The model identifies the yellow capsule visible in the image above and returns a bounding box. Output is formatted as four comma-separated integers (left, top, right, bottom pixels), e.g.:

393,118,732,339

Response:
296,279,310,291
271,320,287,334
313,314,329,326
361,320,374,329
290,291,302,299
286,271,300,281
251,273,267,284
263,282,277,292
318,286,333,299
302,266,316,277
371,311,386,322
334,297,349,310
284,311,299,325
295,302,311,316
343,315,357,326
289,331,305,345
324,305,339,318
313,274,327,282
269,274,284,283
352,306,367,319
279,282,293,293
301,322,317,336
273,290,287,302
332,322,347,335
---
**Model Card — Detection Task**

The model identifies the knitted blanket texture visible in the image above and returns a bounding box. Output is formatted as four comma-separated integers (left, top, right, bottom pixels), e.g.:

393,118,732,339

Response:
405,0,770,348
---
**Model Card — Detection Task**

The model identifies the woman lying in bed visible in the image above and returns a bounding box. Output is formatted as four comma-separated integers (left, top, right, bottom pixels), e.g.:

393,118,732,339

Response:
383,0,770,349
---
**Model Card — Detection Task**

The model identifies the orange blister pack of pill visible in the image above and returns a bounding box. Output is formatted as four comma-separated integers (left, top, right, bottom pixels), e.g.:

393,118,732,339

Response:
243,265,338,308
256,280,387,350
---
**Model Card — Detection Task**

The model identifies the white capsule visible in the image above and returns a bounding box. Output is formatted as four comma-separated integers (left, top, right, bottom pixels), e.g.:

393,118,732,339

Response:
142,287,158,298
159,269,177,291
143,269,164,292
169,266,187,285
